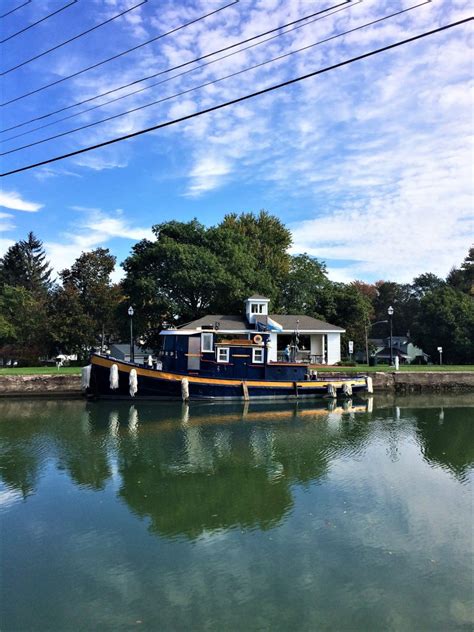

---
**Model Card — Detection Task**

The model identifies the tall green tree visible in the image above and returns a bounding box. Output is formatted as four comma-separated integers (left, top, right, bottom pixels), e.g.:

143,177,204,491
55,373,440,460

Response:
0,232,52,295
411,286,474,363
447,247,474,296
279,254,330,316
122,215,292,346
59,248,119,347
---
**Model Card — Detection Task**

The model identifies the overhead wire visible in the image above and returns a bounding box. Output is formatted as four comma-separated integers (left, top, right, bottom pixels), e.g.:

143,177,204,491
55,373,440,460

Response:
2,15,471,178
0,0,351,134
1,0,358,142
2,0,148,75
1,0,32,19
0,0,431,153
1,0,77,43
1,0,239,106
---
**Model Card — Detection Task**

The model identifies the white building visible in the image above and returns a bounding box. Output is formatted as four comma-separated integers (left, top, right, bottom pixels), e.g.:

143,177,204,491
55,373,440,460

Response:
178,294,344,365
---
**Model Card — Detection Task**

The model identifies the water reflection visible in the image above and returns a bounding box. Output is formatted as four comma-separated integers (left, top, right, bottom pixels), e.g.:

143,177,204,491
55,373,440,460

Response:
0,396,473,632
0,397,473,529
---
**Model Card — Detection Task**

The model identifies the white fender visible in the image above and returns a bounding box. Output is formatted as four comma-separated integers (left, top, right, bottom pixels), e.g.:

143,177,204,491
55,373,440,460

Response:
129,368,138,397
342,382,353,397
181,377,190,402
327,383,337,398
81,365,91,390
366,376,373,394
110,364,119,390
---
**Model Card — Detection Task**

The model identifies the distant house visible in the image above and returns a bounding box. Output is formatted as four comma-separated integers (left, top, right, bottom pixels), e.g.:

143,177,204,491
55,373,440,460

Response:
176,294,344,365
109,344,154,364
367,336,429,364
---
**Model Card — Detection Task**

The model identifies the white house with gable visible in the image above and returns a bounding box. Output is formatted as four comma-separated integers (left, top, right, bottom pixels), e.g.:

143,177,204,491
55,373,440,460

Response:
178,294,344,365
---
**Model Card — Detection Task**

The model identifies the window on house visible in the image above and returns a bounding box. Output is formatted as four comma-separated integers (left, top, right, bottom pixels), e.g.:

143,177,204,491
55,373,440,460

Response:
201,332,213,353
251,303,265,314
217,347,230,363
252,348,264,363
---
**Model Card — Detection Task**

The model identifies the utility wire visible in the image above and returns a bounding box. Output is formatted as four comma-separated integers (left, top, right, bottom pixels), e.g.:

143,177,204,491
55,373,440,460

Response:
2,16,471,178
1,0,77,43
2,0,148,75
1,0,359,142
1,0,351,134
1,0,31,19
1,0,239,106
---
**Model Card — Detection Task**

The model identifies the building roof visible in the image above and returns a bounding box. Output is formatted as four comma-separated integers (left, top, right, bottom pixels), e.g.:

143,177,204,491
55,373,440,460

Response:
246,294,270,300
178,313,344,332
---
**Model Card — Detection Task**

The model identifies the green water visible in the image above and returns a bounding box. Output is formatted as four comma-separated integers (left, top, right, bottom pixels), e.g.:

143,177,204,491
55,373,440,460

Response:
0,395,472,631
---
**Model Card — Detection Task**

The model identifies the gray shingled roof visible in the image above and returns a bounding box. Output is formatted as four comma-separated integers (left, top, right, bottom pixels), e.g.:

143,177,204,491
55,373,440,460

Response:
178,313,343,332
247,294,270,300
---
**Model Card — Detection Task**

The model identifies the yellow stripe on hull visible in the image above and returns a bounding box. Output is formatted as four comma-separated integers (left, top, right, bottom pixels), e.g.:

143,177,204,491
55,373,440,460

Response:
92,355,367,390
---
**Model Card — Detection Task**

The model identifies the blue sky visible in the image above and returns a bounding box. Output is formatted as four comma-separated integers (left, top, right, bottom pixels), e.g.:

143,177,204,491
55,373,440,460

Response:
1,0,472,283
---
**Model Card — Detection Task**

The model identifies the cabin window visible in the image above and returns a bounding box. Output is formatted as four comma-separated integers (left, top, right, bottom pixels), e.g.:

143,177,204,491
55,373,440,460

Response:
251,303,264,314
252,348,264,364
217,347,230,363
201,332,213,353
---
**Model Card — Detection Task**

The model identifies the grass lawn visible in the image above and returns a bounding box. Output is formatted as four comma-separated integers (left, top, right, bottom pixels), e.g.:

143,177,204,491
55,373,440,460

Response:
0,366,82,376
315,364,474,372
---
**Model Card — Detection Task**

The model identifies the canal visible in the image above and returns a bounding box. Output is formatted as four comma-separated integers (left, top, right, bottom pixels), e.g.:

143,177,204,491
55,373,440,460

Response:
0,395,472,631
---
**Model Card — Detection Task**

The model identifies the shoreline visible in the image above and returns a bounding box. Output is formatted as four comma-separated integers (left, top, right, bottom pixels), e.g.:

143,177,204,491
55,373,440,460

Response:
1,371,474,398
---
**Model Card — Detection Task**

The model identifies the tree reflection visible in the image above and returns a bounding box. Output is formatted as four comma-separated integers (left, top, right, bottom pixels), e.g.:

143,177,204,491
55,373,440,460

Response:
415,407,474,480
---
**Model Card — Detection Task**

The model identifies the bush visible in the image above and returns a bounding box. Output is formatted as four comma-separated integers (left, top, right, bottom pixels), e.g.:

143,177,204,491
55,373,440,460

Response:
336,360,357,366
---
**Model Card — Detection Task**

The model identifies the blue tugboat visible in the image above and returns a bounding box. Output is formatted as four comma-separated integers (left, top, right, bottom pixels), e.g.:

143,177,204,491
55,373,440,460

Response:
86,295,371,400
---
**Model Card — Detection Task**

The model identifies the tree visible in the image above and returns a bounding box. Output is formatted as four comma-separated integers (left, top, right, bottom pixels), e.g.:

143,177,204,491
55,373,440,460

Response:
279,254,330,316
122,214,292,346
48,284,96,356
0,285,50,364
411,286,474,364
59,248,119,347
447,247,474,296
0,232,52,295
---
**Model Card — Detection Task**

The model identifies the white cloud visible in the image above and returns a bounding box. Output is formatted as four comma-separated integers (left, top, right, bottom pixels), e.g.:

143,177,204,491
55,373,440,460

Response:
0,191,43,212
44,208,153,279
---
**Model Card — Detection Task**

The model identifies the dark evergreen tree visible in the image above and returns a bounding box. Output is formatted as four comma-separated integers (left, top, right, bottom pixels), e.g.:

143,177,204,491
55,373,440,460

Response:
0,232,52,295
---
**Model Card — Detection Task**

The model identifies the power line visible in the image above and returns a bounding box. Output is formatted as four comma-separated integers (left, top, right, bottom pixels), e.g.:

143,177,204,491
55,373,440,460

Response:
1,0,77,43
1,0,358,142
1,0,239,106
0,0,351,134
2,0,148,75
1,16,471,178
1,0,31,19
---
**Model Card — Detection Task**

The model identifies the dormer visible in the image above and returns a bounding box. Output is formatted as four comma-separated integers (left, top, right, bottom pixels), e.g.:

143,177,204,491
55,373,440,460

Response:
245,294,270,324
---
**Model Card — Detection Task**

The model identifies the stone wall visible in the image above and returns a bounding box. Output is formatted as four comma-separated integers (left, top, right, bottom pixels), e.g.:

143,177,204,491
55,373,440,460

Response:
0,374,82,397
1,371,473,397
322,371,474,392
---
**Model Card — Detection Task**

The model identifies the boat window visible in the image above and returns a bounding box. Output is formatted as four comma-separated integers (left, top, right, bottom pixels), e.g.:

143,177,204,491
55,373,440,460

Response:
201,332,213,353
252,348,264,363
217,347,230,363
251,303,264,314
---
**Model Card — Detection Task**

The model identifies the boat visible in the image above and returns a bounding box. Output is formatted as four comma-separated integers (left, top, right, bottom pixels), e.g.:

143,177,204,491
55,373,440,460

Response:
84,294,372,401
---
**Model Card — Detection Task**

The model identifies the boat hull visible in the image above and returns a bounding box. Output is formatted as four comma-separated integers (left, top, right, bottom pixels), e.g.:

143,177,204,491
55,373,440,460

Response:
87,355,369,401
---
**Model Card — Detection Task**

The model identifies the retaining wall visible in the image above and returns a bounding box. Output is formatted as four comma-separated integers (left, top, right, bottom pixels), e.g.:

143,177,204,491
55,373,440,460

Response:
1,371,473,397
0,374,82,397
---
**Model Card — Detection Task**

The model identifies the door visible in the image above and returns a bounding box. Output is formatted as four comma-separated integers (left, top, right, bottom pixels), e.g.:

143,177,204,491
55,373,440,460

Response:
187,337,201,371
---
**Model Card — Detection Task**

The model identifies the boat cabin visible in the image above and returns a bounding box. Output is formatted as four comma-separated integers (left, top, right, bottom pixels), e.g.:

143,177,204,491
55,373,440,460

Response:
156,295,344,380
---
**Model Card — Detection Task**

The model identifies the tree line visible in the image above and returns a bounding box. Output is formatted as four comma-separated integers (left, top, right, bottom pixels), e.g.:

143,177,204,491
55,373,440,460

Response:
1,212,472,365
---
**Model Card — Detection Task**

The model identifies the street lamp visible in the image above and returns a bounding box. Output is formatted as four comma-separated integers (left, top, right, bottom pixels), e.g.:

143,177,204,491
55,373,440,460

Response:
387,306,394,366
128,306,134,363
437,346,443,365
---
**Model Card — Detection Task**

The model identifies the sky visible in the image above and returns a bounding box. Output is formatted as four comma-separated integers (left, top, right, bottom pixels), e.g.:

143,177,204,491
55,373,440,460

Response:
0,0,472,284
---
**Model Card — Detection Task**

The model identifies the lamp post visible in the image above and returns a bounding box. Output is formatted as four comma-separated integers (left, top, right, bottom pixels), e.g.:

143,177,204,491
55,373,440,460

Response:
128,306,134,363
364,320,388,365
437,346,443,365
387,306,394,366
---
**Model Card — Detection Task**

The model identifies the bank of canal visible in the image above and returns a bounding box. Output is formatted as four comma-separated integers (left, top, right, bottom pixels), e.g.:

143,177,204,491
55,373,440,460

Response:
1,370,474,397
